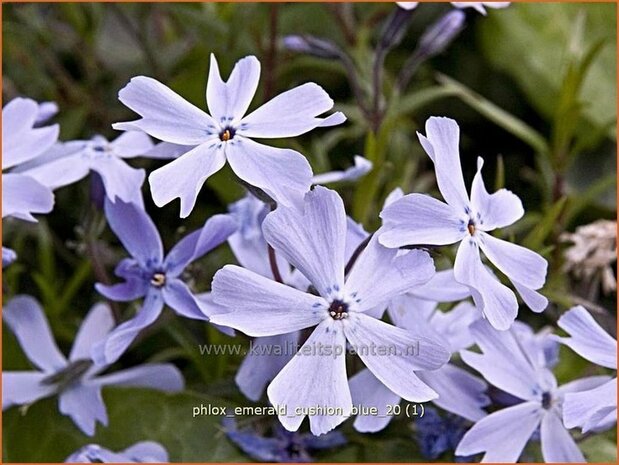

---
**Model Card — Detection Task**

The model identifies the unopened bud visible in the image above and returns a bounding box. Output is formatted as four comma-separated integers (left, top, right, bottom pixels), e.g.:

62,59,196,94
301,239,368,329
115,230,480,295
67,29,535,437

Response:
416,10,465,58
283,35,341,60
378,7,414,51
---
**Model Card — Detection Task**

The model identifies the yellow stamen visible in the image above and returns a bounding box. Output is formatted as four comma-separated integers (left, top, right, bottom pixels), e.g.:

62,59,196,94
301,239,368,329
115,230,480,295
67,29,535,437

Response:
222,129,231,141
151,273,166,287
467,223,475,235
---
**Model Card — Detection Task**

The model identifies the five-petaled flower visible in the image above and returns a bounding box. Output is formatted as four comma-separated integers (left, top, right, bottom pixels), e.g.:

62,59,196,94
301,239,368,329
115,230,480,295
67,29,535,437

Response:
113,54,346,218
554,306,617,433
455,318,610,462
92,198,237,365
18,132,155,205
2,98,59,222
211,186,450,435
351,290,489,433
379,117,548,330
2,296,184,436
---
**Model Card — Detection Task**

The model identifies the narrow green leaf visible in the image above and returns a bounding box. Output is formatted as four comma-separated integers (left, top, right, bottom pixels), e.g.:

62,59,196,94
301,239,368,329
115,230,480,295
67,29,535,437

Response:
436,73,550,156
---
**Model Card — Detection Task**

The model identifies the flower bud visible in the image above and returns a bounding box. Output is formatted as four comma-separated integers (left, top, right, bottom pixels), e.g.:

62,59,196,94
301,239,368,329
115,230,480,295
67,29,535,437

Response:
416,10,465,59
283,35,342,60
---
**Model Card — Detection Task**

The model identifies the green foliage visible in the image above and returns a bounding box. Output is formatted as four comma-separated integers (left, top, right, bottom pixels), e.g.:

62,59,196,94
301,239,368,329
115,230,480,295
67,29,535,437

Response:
479,3,617,140
3,389,246,462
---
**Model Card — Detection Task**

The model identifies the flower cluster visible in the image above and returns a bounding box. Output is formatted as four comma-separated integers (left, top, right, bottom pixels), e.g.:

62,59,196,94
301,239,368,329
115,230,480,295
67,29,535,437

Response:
2,3,616,463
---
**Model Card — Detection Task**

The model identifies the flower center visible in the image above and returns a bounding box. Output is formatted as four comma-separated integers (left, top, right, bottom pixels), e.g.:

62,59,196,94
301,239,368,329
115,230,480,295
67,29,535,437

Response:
219,127,235,142
329,299,349,320
467,220,476,235
92,144,110,155
150,272,166,287
541,391,552,409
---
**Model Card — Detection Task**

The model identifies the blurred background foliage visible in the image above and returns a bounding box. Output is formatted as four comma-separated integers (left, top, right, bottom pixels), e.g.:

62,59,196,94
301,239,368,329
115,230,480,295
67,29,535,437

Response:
2,2,617,462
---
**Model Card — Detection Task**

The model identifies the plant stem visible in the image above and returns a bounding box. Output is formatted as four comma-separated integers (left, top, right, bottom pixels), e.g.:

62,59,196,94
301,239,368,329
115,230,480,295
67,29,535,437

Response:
344,234,373,276
267,244,284,284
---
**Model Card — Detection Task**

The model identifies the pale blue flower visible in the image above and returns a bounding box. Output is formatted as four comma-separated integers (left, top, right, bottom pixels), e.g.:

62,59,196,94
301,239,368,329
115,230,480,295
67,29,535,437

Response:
113,54,346,218
211,186,449,435
2,98,58,221
379,117,548,330
227,193,366,402
456,319,609,462
93,198,237,365
65,441,168,463
350,296,490,433
555,306,617,433
18,132,153,205
2,296,184,436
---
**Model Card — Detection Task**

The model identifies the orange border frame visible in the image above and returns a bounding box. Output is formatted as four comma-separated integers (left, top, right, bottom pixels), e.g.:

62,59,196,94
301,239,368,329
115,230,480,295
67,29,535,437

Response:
0,1,617,464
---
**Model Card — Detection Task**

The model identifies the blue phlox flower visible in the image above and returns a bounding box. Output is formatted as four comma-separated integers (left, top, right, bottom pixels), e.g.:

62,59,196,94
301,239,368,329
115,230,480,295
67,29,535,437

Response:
228,193,369,403
2,97,59,221
223,417,346,462
2,296,184,436
92,198,237,365
351,294,488,433
17,132,154,206
113,54,346,218
211,186,449,435
554,306,617,433
65,441,169,463
379,116,548,330
455,318,610,462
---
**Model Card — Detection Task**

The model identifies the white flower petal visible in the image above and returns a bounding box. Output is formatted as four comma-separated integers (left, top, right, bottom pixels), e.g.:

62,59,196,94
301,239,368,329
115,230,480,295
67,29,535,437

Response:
262,186,346,298
455,401,542,462
148,142,226,218
267,320,352,435
69,303,115,362
239,83,343,138
478,232,547,290
206,54,261,123
344,312,449,402
454,238,518,330
349,369,400,433
540,411,585,463
114,76,217,145
211,265,325,336
345,237,435,312
417,117,469,212
555,306,617,369
3,295,66,372
226,137,312,210
470,157,524,230
379,193,467,247
418,363,489,422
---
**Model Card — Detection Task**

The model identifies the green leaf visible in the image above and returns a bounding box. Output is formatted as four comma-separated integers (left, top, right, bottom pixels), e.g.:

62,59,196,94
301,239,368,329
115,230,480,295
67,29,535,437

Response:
436,73,549,156
3,388,247,462
523,197,567,250
578,430,618,463
479,3,617,139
